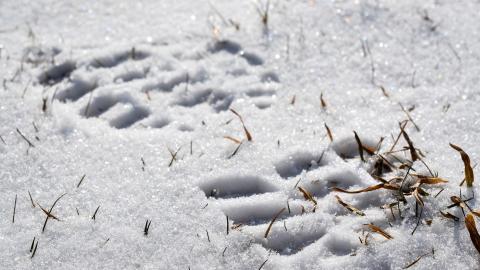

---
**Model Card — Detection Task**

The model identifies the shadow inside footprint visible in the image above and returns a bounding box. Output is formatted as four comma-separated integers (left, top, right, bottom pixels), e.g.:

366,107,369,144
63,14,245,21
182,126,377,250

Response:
173,88,234,112
55,78,97,102
208,40,264,66
89,48,149,69
331,136,378,160
275,151,328,179
81,92,150,129
108,105,150,129
38,60,76,85
199,175,278,199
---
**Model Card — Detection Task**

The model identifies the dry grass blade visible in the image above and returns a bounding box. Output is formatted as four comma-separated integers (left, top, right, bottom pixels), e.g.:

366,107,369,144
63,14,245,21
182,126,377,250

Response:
38,204,60,221
28,190,35,208
403,252,431,269
290,95,296,105
228,140,243,159
144,219,152,236
16,128,35,148
470,210,480,218
254,0,270,26
434,188,444,198
399,103,420,131
449,143,474,187
401,127,419,161
440,211,459,221
332,183,398,194
30,237,36,252
12,194,17,223
258,258,268,270
230,109,252,141
449,196,466,209
353,131,365,162
416,176,448,185
335,195,365,216
413,188,424,207
40,193,66,232
167,146,182,167
379,85,389,97
298,186,317,205
77,174,86,188
91,205,100,220
465,213,480,254
389,120,408,152
320,92,327,109
226,215,229,235
264,207,286,238
365,223,393,239
324,123,333,142
363,145,376,156
31,241,38,259
223,136,241,144
42,97,48,113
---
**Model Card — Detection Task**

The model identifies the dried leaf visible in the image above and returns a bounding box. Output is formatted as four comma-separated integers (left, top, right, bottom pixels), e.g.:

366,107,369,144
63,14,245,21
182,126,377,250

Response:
450,143,474,187
365,223,393,240
335,195,365,216
465,213,480,254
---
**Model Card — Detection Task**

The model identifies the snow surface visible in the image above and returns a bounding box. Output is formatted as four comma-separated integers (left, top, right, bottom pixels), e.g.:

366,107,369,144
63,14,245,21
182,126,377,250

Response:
1,0,480,269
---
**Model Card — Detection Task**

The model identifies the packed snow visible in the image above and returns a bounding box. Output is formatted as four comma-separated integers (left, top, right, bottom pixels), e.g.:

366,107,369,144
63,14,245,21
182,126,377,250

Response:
1,0,480,269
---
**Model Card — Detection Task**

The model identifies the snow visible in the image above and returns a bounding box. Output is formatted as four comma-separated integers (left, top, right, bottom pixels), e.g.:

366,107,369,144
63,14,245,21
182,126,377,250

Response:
2,0,480,269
